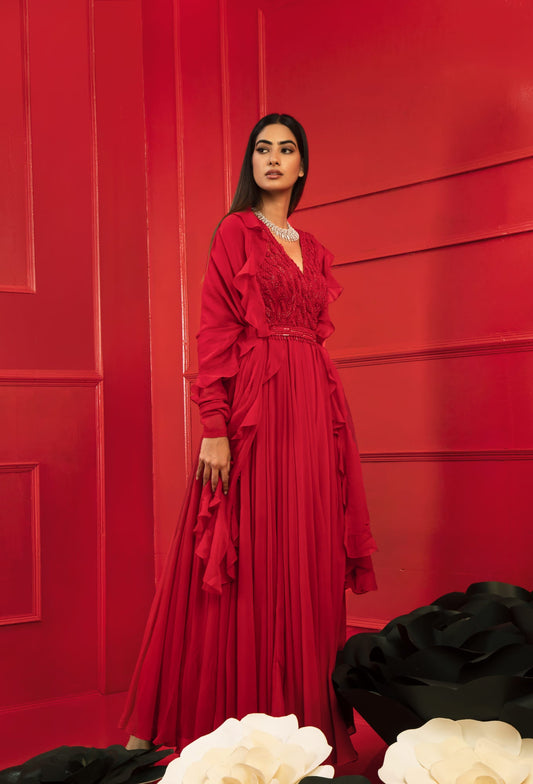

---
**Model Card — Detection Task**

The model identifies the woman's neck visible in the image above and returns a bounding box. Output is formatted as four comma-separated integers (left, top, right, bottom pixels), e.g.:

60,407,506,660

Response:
256,194,291,228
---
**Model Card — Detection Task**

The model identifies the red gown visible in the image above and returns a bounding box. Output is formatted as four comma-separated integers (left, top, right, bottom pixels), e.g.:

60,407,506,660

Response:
119,209,377,764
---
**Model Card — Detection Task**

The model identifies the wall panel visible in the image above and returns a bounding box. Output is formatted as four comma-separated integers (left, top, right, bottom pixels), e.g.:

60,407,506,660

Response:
141,0,186,575
348,456,533,624
329,232,533,359
340,350,533,453
260,0,533,207
296,158,533,264
0,385,98,707
0,0,34,292
0,0,95,370
0,464,40,624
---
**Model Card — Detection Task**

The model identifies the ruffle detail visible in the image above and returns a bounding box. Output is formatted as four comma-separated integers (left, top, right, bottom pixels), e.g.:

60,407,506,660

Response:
193,482,237,594
233,247,271,341
192,214,267,400
317,346,377,590
316,248,343,344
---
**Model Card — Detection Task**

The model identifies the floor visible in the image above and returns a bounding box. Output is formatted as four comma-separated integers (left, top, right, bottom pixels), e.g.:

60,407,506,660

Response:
0,690,387,780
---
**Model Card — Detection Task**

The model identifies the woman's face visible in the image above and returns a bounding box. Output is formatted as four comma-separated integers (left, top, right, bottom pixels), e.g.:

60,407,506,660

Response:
252,123,304,196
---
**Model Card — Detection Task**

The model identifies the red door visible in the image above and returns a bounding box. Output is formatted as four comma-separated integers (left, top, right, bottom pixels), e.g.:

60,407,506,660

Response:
0,0,102,709
0,0,154,742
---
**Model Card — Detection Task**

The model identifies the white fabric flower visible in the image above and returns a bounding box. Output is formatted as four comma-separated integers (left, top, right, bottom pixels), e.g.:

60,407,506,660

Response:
161,713,334,784
379,719,533,784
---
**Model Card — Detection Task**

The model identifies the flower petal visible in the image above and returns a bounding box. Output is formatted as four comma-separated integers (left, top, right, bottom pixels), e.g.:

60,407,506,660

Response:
305,765,335,779
474,739,530,784
173,718,244,780
519,739,533,762
289,726,332,770
242,730,284,757
430,747,479,784
272,744,313,784
241,714,299,742
519,738,533,784
399,719,464,748
181,748,239,784
243,747,280,782
455,762,504,784
228,763,265,784
404,764,435,784
458,721,522,756
379,739,420,784
415,737,469,769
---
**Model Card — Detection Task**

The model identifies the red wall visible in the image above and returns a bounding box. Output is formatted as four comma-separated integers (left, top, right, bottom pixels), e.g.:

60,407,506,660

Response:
1,0,532,748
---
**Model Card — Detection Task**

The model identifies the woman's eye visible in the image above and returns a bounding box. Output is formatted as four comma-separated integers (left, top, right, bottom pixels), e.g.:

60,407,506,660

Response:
256,147,269,154
281,148,294,154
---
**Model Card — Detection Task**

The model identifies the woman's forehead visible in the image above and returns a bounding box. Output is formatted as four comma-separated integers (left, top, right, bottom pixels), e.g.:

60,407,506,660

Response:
255,124,297,143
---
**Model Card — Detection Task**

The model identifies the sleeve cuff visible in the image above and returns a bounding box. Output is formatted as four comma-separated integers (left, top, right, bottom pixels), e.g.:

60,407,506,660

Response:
201,412,228,439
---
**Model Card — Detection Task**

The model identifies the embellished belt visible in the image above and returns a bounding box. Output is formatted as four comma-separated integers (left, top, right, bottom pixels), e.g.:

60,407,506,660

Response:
268,325,318,344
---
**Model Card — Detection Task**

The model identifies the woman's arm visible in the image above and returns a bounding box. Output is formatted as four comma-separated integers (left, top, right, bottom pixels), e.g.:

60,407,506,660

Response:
192,216,247,492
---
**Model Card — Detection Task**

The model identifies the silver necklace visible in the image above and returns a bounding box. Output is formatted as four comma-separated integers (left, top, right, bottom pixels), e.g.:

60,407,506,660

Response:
252,208,299,242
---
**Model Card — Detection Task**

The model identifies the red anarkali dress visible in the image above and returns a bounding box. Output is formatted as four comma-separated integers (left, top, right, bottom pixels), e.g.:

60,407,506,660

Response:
120,209,377,764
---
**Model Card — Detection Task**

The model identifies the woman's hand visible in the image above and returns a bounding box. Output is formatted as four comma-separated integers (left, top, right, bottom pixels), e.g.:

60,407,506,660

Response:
196,436,231,494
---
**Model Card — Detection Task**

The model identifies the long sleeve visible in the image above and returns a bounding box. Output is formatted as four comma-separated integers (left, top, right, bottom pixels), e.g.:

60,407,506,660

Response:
191,217,247,438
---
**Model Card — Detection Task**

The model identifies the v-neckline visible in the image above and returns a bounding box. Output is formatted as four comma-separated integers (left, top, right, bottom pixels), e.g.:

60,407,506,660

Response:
249,209,306,274
271,233,305,276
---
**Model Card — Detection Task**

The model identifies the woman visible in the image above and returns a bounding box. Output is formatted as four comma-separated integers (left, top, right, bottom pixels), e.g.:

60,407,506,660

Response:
120,113,377,765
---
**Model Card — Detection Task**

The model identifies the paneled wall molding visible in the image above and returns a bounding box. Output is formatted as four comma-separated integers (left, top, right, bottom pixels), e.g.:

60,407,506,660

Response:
293,157,533,265
174,0,191,476
0,370,103,386
346,615,388,631
184,376,194,462
0,284,36,295
88,0,106,693
332,224,533,266
0,462,41,626
257,9,267,117
331,332,533,368
298,152,533,213
360,449,533,463
0,0,36,294
219,0,232,212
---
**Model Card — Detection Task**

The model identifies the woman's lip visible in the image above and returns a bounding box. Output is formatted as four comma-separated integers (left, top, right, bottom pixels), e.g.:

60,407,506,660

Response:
266,171,282,178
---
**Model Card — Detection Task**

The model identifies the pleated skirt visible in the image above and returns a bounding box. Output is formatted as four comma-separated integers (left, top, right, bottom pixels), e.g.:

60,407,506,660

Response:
120,335,357,764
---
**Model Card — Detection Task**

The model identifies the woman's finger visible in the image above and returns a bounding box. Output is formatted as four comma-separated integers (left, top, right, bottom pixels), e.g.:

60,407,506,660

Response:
202,463,211,487
210,466,220,493
196,458,204,480
221,465,230,495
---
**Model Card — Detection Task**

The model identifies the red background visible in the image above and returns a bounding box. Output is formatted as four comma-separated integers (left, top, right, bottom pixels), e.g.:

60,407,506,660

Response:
1,0,532,767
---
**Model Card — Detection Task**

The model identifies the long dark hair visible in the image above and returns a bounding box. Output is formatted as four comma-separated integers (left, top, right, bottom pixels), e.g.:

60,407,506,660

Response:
229,113,309,217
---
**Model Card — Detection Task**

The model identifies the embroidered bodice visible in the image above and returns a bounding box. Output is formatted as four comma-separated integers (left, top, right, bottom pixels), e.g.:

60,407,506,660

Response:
256,231,328,331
